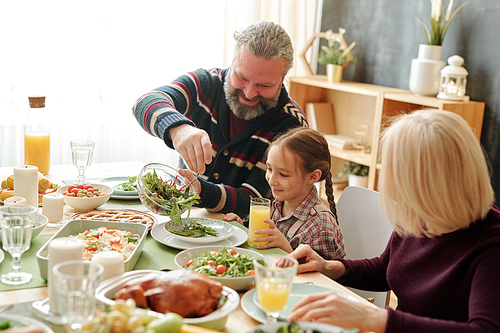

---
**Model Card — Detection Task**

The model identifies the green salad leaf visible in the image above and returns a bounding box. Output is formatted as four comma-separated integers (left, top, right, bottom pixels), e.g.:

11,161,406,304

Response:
168,219,219,238
142,169,200,220
114,176,138,192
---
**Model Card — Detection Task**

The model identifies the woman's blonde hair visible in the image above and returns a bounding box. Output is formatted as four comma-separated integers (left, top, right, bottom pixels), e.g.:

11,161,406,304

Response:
379,110,494,237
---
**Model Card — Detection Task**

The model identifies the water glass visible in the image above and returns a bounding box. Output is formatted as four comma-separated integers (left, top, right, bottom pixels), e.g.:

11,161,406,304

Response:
248,198,271,247
254,255,298,323
70,139,95,183
0,205,37,285
53,260,103,333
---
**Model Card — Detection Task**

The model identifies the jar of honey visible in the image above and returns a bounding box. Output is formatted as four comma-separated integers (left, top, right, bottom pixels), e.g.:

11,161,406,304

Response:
24,96,50,174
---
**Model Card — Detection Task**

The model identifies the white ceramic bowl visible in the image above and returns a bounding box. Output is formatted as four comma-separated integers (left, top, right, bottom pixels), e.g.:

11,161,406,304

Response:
95,270,239,331
175,246,263,291
0,213,48,244
57,183,113,211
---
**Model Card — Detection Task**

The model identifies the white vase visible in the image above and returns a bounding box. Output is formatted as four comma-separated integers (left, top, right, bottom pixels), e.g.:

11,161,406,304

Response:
409,44,446,96
348,174,368,188
327,64,343,83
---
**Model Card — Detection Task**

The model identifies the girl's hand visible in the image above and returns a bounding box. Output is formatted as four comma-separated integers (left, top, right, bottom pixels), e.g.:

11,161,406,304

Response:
254,219,293,253
288,291,388,333
224,213,243,225
178,168,201,194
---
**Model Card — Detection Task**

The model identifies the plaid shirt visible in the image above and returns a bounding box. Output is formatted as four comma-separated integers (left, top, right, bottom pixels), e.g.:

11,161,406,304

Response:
271,187,346,260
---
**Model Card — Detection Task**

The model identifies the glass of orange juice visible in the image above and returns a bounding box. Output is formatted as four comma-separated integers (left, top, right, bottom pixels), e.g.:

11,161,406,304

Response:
254,255,298,323
248,198,271,247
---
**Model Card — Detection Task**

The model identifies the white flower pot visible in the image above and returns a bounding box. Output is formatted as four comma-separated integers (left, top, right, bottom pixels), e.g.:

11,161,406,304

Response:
348,174,368,188
409,44,446,96
327,64,343,83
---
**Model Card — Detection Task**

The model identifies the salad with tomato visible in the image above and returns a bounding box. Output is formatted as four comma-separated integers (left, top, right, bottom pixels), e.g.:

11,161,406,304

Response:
184,247,256,277
63,184,107,198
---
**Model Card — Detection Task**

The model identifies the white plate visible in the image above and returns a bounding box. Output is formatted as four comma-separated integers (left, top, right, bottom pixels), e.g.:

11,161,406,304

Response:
248,321,353,333
0,248,4,264
151,222,248,250
0,313,55,333
165,217,236,243
110,194,140,200
241,284,359,324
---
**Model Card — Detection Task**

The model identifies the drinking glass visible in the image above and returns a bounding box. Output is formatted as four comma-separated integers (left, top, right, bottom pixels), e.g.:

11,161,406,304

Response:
70,140,95,183
0,205,37,285
53,260,103,333
254,255,298,323
248,198,271,247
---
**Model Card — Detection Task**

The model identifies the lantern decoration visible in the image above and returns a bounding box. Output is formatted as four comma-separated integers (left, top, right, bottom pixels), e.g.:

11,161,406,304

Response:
437,55,468,100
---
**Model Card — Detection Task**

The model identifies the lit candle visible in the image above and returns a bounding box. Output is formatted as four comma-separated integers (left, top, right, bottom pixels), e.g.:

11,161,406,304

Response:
42,193,64,223
91,251,125,282
48,237,84,314
3,196,27,206
13,165,39,208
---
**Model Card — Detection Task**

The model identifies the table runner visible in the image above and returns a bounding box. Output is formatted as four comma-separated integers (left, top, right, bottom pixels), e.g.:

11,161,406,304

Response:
0,222,284,292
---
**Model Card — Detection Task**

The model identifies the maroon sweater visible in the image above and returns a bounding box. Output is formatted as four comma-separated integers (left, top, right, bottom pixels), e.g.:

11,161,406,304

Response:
337,206,500,332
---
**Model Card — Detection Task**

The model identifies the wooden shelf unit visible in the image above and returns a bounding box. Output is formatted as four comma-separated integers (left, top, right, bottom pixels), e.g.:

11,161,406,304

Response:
289,76,485,191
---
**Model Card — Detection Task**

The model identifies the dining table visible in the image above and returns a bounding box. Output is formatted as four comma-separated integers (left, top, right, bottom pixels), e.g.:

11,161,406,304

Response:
0,161,376,333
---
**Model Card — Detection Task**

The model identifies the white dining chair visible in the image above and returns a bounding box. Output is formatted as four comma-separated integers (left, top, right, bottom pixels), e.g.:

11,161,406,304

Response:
337,186,394,308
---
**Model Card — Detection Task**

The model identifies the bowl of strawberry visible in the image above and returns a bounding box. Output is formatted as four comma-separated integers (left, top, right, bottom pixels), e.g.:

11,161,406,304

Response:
58,183,113,211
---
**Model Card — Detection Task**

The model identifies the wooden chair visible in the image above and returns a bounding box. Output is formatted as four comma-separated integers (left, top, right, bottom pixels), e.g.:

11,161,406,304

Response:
337,186,394,308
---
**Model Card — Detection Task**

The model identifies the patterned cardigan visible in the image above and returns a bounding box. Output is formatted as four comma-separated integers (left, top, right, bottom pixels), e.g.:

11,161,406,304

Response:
132,68,308,217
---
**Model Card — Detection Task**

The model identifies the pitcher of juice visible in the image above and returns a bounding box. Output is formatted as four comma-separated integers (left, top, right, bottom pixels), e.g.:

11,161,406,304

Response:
24,96,50,174
248,197,271,247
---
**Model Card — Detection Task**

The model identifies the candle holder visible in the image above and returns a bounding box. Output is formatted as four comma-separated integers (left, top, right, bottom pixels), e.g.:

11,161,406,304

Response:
437,55,468,101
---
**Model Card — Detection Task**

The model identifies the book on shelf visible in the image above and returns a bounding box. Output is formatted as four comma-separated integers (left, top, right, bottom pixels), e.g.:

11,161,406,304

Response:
324,134,357,150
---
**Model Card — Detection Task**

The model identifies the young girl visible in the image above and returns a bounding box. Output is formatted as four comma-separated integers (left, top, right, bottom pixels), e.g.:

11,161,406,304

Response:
224,127,345,259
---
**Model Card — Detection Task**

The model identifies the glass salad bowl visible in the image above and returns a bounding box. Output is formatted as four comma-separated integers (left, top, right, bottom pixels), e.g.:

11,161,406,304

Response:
137,163,199,217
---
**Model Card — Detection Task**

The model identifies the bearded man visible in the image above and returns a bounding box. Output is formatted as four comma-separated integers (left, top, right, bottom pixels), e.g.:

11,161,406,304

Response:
132,21,308,218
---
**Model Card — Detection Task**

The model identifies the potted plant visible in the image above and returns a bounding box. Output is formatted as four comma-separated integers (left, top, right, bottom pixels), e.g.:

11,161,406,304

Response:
410,0,468,96
338,161,369,188
318,27,356,83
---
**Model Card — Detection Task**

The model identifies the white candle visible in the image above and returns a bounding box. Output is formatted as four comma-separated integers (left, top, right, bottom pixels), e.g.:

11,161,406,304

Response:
42,193,64,223
91,251,125,282
3,196,27,206
48,237,84,314
14,165,39,208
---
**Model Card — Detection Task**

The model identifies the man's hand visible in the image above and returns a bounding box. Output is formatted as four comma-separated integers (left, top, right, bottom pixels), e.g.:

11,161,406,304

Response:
170,124,212,174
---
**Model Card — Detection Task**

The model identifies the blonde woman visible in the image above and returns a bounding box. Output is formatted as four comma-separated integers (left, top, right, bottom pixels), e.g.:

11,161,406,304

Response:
287,110,500,332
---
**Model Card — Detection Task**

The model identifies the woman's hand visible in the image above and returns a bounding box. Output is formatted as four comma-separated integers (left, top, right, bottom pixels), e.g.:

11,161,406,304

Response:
288,291,388,333
223,213,243,225
254,219,293,253
178,168,201,194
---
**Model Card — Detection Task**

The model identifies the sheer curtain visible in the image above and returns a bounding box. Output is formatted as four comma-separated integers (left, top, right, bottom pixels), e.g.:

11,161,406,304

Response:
0,0,318,169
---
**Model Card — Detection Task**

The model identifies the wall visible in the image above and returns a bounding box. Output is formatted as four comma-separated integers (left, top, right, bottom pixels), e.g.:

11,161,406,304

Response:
320,0,500,204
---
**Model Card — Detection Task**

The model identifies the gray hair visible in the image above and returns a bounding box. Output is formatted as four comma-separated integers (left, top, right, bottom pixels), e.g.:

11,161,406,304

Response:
233,21,294,75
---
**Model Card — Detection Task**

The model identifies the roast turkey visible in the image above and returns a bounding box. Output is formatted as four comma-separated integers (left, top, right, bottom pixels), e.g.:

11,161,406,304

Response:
115,270,223,317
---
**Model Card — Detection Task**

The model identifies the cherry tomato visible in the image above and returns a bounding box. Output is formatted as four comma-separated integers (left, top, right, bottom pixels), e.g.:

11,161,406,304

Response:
87,188,94,193
76,184,85,189
186,259,194,267
207,260,217,266
68,185,76,192
70,188,79,195
216,265,227,275
210,251,218,256
246,270,255,276
229,249,237,255
84,185,93,190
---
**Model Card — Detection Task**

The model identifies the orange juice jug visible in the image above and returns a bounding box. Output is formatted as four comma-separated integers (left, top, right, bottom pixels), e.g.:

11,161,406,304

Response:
24,96,50,174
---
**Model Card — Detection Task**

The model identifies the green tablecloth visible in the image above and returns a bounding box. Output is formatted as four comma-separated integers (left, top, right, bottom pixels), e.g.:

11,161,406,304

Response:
0,222,285,292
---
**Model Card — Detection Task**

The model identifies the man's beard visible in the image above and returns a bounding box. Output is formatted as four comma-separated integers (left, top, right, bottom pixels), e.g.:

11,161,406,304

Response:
224,80,280,121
